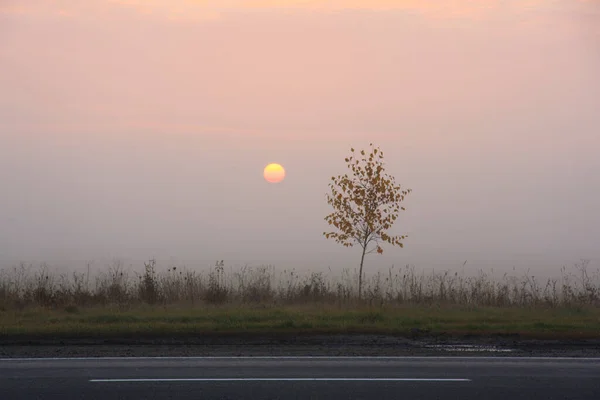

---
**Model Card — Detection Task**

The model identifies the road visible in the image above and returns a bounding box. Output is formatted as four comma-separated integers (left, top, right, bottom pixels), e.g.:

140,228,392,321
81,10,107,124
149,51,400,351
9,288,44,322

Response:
1,356,599,399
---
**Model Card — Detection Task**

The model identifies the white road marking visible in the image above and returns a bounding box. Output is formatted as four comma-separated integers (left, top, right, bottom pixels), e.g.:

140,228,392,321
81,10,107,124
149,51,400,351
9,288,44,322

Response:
89,378,472,383
2,356,600,361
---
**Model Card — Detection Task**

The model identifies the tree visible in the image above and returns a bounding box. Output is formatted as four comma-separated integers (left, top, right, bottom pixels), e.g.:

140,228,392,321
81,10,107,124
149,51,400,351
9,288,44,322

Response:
323,143,412,299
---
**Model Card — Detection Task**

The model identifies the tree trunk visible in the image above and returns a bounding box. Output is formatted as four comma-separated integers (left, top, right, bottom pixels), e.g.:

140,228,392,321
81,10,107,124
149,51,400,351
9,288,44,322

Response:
358,245,367,300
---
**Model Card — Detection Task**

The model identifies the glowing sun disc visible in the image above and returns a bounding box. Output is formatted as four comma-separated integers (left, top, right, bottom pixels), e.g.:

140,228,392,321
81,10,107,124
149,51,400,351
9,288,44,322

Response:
264,163,286,183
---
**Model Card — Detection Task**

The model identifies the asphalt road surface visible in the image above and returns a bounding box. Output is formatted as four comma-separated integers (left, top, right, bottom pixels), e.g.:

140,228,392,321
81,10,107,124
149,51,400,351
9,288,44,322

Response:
1,356,599,399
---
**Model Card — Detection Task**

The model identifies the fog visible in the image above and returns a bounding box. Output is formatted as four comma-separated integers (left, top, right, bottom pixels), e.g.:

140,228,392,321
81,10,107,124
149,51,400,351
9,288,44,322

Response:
1,0,599,278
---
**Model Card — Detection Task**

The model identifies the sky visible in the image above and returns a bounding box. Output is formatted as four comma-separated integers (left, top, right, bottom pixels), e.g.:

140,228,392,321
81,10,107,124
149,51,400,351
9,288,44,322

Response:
1,0,599,277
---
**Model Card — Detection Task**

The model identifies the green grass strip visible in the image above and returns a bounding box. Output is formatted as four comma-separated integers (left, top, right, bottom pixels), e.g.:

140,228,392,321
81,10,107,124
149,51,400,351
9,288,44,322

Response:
1,305,599,340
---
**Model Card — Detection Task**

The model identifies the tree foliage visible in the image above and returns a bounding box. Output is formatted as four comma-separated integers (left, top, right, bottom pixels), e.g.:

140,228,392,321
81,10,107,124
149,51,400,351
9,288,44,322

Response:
323,143,411,298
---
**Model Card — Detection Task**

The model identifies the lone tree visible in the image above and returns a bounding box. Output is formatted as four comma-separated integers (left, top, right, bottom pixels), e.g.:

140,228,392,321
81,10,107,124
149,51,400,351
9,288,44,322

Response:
323,143,412,299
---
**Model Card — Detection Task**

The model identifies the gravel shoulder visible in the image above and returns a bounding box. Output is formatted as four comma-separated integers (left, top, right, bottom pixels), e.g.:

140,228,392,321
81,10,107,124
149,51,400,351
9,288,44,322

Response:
2,334,600,358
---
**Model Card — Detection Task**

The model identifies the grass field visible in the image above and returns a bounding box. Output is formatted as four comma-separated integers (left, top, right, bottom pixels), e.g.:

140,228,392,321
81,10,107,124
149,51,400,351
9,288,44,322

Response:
2,259,599,308
1,305,599,340
1,259,599,340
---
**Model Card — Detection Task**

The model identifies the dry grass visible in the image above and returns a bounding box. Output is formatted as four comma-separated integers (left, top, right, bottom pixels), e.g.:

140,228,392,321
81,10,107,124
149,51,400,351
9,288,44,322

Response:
0,259,598,311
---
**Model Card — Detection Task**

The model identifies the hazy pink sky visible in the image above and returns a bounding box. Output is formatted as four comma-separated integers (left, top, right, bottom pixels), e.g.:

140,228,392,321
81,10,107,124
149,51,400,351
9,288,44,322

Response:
1,0,599,275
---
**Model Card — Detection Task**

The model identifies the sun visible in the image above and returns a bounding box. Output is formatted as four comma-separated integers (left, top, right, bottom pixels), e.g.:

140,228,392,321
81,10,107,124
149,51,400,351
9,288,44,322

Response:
264,163,286,183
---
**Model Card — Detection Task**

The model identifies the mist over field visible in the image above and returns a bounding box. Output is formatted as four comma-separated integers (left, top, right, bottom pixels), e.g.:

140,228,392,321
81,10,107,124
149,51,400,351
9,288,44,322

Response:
1,0,599,280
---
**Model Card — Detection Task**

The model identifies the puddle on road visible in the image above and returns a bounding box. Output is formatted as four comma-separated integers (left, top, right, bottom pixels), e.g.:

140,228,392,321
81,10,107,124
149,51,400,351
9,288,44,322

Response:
424,344,515,353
